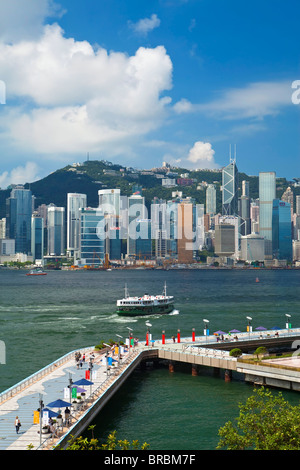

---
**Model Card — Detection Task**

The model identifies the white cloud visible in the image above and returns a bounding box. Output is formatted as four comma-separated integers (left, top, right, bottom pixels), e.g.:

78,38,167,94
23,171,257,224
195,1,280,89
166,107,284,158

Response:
0,0,65,43
129,14,161,35
202,80,292,120
174,80,293,121
187,141,218,169
0,24,173,158
0,162,40,188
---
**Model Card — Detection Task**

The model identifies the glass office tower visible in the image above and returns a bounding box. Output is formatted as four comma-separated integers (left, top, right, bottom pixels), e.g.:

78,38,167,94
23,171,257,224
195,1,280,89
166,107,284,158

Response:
98,189,121,261
67,193,87,259
259,172,276,257
206,184,216,216
31,215,44,261
222,160,238,216
47,206,65,256
80,208,105,266
127,194,147,257
6,186,33,254
272,200,292,260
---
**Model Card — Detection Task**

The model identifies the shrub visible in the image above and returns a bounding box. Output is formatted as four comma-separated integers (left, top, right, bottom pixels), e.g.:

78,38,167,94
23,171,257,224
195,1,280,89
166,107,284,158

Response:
229,348,242,358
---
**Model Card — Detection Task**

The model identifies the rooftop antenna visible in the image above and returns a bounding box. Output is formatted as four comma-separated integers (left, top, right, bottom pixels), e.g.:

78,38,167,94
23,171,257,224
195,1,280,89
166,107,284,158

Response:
229,144,236,163
87,152,90,161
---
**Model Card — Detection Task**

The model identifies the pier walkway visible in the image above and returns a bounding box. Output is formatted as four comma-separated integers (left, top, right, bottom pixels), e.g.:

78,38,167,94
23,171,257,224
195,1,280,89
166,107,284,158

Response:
1,328,300,450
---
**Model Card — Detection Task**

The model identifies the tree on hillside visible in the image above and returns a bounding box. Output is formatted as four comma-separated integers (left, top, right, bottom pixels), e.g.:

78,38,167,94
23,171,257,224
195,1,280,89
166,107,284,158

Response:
217,387,300,450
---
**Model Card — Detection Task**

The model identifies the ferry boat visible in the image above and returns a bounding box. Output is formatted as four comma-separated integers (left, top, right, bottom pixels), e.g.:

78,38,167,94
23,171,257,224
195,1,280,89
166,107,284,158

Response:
116,283,174,316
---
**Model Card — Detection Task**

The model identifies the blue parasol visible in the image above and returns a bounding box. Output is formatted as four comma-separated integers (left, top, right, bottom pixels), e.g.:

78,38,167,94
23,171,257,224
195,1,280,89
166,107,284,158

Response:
72,378,94,386
46,398,72,408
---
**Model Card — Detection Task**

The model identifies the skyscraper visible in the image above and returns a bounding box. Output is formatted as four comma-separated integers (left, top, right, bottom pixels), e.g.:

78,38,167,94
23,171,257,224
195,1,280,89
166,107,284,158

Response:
80,207,105,266
67,193,87,259
222,160,238,216
98,189,121,261
31,213,44,261
272,200,292,260
259,171,276,258
151,198,167,259
47,205,65,256
206,184,216,216
6,186,33,254
127,194,148,258
239,180,251,235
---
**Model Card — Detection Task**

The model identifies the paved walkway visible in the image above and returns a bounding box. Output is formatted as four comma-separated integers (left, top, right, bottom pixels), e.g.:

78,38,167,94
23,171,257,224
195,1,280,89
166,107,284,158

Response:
1,328,299,450
0,348,115,450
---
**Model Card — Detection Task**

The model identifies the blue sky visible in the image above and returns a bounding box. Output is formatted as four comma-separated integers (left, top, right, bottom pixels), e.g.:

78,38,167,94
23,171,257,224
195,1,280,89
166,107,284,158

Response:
0,0,299,187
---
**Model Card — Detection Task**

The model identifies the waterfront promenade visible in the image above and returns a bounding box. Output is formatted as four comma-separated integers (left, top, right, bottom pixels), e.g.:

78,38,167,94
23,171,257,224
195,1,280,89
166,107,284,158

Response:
1,328,300,450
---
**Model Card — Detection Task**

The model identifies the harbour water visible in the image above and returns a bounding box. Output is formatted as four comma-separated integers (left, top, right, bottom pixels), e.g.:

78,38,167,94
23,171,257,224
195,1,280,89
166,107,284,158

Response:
0,267,300,449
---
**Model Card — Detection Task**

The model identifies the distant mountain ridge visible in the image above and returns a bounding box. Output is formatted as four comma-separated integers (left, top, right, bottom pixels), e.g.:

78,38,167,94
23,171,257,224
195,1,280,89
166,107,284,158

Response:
0,160,296,219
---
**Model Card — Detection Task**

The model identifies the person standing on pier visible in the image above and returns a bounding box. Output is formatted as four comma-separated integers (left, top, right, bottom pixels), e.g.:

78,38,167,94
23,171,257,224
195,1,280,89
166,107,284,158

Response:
15,416,21,434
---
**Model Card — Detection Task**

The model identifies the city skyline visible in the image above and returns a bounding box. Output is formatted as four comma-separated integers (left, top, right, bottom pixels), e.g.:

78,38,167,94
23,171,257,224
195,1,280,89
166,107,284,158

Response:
0,0,299,189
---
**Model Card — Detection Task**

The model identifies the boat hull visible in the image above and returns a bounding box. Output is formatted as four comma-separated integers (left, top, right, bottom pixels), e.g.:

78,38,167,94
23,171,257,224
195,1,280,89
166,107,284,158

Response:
116,303,174,316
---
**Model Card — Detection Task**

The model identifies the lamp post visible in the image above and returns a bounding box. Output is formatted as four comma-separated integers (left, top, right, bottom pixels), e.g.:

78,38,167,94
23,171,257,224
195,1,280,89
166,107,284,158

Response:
103,343,111,375
39,394,44,446
116,334,123,363
246,316,252,339
203,319,209,343
126,327,133,352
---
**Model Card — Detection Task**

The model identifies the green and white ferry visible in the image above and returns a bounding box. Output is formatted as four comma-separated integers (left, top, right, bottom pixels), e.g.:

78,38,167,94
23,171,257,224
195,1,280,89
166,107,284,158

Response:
116,282,174,316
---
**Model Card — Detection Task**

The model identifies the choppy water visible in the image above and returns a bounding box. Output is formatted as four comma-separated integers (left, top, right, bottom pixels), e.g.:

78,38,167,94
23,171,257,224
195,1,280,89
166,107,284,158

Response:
0,267,300,449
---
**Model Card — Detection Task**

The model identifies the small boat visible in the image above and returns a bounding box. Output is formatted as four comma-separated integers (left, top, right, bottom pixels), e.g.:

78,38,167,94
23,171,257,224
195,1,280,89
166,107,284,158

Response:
116,282,174,316
26,269,47,276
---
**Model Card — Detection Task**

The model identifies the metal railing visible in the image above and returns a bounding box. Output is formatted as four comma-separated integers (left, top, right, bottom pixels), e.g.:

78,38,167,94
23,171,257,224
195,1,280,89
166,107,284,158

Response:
0,346,95,405
37,349,141,449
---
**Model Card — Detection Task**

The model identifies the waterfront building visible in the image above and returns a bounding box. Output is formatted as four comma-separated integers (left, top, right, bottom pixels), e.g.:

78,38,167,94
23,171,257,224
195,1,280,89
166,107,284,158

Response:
6,186,34,254
214,224,235,257
47,205,65,256
293,240,300,261
98,189,121,261
67,193,87,259
281,186,294,215
0,238,15,256
250,202,260,233
239,180,251,235
127,194,148,258
151,198,167,259
206,184,216,216
222,159,238,216
296,195,300,216
272,200,292,261
259,171,276,258
98,189,120,216
240,234,265,263
0,218,6,239
219,215,240,258
80,207,105,266
166,199,178,258
31,214,44,262
177,201,194,264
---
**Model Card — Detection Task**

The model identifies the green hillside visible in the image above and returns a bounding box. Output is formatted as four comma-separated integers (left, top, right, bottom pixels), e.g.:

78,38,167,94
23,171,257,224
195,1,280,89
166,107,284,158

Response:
0,160,297,219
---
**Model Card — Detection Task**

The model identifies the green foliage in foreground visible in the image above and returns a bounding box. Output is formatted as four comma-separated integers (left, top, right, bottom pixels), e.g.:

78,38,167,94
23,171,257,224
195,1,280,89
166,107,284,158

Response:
63,428,150,450
217,387,300,450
